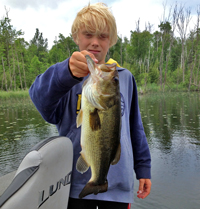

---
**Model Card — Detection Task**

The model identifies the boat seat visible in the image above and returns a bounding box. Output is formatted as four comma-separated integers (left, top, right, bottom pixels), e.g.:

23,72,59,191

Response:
0,136,73,209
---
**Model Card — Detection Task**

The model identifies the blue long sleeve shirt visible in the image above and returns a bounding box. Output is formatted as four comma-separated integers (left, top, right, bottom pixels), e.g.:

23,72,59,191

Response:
29,58,151,203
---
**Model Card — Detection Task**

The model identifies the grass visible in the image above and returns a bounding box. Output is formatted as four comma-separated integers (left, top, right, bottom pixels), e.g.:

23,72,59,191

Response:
137,83,198,94
0,83,198,99
0,90,29,100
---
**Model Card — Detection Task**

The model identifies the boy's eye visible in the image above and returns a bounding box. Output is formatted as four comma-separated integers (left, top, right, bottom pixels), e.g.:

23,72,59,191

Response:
85,33,92,38
100,34,108,39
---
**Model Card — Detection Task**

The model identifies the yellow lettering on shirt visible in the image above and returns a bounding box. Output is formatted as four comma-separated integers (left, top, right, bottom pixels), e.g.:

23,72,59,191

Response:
76,94,82,114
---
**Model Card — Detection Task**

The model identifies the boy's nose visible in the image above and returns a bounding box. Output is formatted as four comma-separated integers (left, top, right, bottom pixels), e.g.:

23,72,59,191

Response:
91,37,99,47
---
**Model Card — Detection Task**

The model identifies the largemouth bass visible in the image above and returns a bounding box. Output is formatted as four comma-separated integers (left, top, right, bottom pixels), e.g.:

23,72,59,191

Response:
76,55,121,198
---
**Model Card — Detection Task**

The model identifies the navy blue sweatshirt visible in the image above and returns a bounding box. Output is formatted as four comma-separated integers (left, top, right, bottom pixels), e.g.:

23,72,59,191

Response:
29,58,151,203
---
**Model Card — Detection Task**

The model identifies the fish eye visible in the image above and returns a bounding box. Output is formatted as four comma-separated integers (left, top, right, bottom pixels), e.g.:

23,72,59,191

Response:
113,77,119,83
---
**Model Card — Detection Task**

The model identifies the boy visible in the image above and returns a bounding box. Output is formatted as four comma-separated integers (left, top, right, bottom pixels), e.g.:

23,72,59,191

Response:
29,3,151,209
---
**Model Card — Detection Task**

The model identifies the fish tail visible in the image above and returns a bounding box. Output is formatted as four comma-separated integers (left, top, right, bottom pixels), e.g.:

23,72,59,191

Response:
79,181,108,199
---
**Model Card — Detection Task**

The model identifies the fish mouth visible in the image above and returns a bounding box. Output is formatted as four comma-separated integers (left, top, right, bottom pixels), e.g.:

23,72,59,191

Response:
85,55,101,77
85,55,96,73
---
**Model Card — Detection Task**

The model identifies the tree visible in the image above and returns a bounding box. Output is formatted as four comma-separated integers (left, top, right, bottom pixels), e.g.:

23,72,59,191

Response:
176,5,192,83
49,34,78,64
0,7,24,90
162,3,178,90
30,28,48,62
27,55,42,86
107,35,124,65
188,5,200,91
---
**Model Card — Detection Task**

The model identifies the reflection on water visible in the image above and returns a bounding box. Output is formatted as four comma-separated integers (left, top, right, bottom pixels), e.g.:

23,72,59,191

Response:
140,93,200,143
0,93,200,209
0,98,58,176
133,92,200,209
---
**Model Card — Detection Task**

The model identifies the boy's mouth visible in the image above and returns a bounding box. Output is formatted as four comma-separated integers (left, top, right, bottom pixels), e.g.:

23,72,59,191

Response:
88,50,101,55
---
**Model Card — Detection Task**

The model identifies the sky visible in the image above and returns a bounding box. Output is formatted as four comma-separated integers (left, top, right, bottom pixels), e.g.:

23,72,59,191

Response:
0,0,199,49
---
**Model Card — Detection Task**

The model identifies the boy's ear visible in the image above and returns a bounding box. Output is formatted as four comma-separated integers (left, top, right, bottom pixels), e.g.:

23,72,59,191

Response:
72,35,79,45
74,38,79,45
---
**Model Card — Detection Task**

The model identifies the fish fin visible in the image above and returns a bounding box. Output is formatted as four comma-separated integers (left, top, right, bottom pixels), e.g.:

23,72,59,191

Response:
111,143,121,165
79,181,108,199
76,109,83,128
76,155,89,174
89,108,101,131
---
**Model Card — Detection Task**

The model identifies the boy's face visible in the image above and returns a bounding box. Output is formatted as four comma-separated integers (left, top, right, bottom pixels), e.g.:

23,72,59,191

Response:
76,26,110,64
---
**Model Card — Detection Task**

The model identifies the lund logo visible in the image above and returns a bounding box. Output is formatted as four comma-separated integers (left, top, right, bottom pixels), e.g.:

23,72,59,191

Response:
38,171,72,208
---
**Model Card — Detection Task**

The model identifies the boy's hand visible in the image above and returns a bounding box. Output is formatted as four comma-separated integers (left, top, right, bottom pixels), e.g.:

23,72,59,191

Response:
137,179,151,199
69,50,98,78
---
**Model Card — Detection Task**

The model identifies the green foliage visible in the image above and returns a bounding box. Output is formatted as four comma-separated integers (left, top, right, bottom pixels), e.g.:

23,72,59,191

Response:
170,67,183,84
108,35,124,65
129,30,153,62
158,21,172,33
169,39,182,72
30,28,48,61
149,60,159,84
0,8,200,93
113,51,121,64
48,33,78,64
30,55,41,73
0,90,29,99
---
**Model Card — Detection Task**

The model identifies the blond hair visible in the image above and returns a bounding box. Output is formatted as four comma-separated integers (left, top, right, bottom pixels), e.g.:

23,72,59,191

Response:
71,2,118,47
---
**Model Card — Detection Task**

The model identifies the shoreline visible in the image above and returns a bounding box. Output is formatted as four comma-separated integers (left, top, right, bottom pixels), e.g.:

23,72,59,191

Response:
0,90,29,100
0,87,199,99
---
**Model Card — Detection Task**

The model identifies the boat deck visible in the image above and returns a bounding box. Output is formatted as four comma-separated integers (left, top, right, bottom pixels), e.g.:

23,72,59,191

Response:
0,172,16,196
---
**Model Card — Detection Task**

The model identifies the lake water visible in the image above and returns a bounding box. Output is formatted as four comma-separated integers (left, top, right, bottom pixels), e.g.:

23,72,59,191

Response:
0,92,200,209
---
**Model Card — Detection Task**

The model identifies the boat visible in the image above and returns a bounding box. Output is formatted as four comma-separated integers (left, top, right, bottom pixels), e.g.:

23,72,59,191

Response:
0,136,73,209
